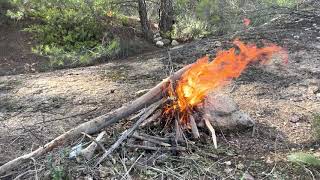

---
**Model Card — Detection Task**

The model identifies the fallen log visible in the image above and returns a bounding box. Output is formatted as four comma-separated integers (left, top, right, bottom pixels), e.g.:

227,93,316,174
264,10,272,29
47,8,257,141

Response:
0,64,192,175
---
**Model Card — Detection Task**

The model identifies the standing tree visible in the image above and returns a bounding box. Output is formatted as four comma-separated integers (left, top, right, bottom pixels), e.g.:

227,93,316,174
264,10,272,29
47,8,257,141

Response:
137,0,152,40
159,0,174,39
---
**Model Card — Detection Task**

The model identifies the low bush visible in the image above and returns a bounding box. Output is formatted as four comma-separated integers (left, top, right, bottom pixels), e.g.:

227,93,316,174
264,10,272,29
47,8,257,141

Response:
6,0,125,68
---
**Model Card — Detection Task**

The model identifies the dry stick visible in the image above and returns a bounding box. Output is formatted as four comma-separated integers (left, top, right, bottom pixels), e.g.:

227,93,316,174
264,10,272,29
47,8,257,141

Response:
132,132,171,147
0,64,192,175
125,144,186,151
138,133,171,143
120,152,145,180
204,118,217,149
189,115,200,138
140,110,162,127
81,131,106,160
174,119,184,143
95,100,163,166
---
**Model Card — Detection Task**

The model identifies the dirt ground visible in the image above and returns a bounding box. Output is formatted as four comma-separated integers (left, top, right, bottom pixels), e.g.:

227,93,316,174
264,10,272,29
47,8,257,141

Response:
1,4,320,180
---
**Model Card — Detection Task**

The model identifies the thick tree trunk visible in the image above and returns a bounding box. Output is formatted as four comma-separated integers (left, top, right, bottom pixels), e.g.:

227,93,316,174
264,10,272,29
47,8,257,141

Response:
137,0,152,40
159,0,174,38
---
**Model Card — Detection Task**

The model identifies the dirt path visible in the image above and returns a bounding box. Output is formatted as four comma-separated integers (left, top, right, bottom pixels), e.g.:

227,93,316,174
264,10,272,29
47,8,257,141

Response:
1,7,320,179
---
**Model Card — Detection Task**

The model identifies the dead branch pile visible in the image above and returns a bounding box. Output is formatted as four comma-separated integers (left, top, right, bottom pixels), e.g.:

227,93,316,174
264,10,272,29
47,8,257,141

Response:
0,62,254,175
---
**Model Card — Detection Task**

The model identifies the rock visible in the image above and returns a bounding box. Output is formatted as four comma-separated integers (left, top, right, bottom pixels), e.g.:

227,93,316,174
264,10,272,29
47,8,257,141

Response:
154,36,162,42
162,38,171,45
153,33,160,39
203,93,238,115
198,93,255,131
171,40,179,46
156,41,164,47
154,32,160,37
231,111,255,127
290,113,305,123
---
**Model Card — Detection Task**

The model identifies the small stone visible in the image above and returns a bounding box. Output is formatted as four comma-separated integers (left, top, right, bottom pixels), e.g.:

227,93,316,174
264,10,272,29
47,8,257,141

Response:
156,41,164,47
154,36,162,42
224,167,233,173
266,156,273,164
237,163,245,170
308,86,319,94
242,172,255,180
224,161,232,166
162,38,171,45
290,115,300,123
153,33,160,39
214,41,222,47
171,40,179,46
84,175,93,180
290,113,305,123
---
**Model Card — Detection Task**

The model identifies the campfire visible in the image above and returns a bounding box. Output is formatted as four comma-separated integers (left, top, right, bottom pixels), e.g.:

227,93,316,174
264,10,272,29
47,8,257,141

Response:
0,39,288,174
158,39,287,147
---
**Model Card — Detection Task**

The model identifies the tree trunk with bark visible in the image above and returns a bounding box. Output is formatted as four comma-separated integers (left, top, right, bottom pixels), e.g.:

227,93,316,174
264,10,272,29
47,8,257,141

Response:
137,0,152,40
159,0,174,39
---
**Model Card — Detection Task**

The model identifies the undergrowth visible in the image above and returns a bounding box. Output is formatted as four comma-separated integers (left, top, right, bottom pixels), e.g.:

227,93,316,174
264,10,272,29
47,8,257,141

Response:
5,0,138,68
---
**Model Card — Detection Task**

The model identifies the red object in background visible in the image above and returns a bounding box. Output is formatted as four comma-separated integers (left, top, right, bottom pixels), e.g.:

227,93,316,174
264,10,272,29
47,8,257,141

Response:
243,18,251,27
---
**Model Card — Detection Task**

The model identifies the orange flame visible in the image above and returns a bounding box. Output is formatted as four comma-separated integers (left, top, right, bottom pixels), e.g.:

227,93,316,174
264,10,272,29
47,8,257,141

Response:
170,40,287,124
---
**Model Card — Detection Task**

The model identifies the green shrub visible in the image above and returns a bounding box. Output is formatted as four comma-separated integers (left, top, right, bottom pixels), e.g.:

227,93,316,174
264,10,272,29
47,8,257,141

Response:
172,15,210,41
288,152,320,168
6,0,123,68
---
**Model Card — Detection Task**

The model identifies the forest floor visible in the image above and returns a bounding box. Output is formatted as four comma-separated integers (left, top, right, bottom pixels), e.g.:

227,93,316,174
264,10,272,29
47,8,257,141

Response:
1,5,320,180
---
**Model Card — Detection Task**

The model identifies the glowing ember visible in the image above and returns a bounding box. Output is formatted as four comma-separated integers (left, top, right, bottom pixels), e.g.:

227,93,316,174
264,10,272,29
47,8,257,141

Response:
167,40,287,125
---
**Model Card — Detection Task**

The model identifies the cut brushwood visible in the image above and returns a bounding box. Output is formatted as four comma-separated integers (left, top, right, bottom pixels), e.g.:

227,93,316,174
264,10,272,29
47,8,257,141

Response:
125,144,186,151
81,131,106,160
132,132,171,147
0,64,192,175
95,99,164,166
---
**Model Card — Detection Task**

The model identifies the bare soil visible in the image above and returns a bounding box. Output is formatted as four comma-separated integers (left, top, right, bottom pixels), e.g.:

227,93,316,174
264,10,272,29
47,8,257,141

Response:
1,5,320,180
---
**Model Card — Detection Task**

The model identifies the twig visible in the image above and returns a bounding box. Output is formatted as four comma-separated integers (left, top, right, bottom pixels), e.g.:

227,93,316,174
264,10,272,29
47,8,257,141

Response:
95,100,164,166
31,157,38,180
13,168,44,180
125,144,186,151
135,163,184,179
204,118,217,149
138,133,171,143
81,131,106,160
174,119,183,144
132,132,171,147
189,115,200,138
140,110,162,127
120,156,132,180
120,152,145,180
